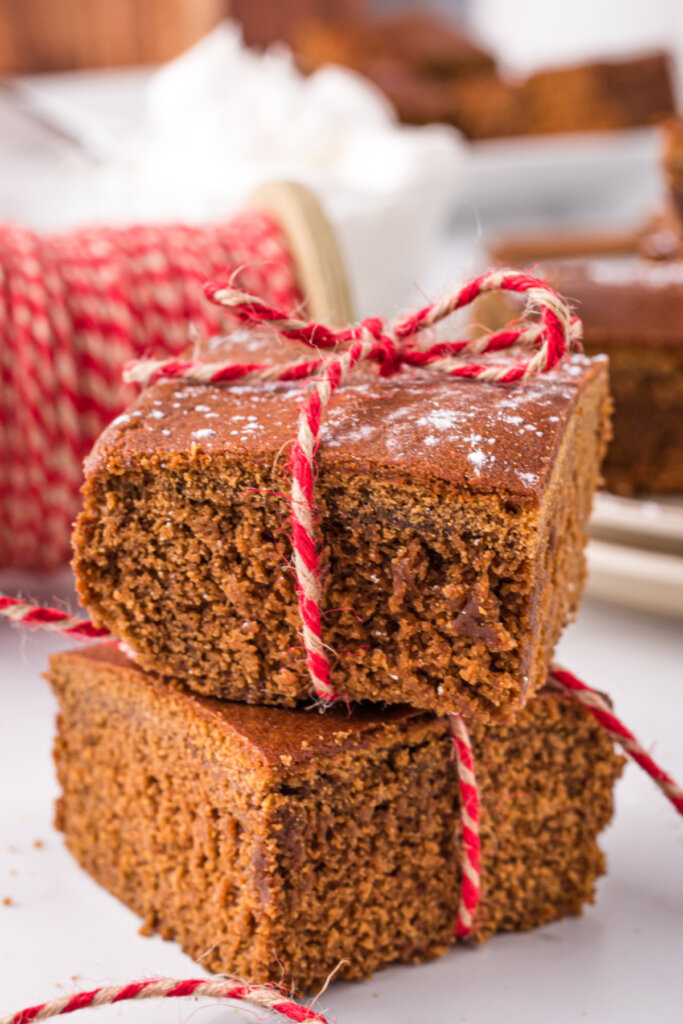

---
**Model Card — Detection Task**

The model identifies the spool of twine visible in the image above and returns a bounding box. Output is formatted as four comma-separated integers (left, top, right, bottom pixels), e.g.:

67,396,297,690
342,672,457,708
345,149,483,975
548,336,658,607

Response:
0,182,351,571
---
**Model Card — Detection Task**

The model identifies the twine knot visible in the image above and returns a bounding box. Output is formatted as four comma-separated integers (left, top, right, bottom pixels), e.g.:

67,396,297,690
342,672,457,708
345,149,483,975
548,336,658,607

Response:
125,268,583,706
2,267,682,970
197,268,582,389
356,316,402,376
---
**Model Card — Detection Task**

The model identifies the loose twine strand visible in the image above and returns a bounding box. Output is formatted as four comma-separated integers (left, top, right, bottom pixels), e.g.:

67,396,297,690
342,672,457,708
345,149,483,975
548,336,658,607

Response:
1,271,681,1023
547,669,683,814
0,975,331,1024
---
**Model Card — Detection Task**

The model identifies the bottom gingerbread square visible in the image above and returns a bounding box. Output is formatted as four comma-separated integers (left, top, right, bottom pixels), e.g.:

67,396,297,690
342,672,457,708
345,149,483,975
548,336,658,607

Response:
48,645,623,992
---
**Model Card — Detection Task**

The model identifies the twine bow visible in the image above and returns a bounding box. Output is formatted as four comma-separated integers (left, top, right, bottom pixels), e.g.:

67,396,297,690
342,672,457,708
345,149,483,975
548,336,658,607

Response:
125,268,582,703
124,268,583,940
1,267,681,981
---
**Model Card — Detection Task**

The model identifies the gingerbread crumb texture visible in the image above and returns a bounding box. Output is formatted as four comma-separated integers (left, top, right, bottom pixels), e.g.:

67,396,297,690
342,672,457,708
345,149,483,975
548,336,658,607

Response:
72,348,609,722
49,645,623,992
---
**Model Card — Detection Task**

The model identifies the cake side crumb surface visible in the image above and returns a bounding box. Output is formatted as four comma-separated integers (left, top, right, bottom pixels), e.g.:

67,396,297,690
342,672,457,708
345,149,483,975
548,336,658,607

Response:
48,645,624,991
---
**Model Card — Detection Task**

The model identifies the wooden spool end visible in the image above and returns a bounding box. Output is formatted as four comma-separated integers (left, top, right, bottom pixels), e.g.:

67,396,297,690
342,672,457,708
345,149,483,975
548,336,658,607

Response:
248,181,354,326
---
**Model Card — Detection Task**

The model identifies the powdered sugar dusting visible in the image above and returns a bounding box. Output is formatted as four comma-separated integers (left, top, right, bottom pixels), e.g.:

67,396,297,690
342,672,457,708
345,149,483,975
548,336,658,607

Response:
467,449,489,473
417,408,464,432
117,352,602,498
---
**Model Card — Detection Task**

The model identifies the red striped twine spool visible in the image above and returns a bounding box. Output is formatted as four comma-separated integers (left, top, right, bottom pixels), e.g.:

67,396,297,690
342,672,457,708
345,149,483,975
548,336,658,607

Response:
0,214,302,571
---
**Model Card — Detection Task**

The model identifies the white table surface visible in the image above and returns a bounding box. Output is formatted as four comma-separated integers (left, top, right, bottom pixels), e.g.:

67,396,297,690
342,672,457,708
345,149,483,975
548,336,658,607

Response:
1,573,682,1023
1,64,682,1024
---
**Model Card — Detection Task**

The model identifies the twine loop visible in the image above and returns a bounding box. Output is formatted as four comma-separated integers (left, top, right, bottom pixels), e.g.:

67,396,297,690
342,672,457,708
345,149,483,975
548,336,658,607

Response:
125,268,582,703
5,268,682,956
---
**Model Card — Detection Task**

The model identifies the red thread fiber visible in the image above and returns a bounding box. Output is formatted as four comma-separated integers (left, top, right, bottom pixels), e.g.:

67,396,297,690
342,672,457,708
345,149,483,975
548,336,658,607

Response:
0,978,331,1024
2,270,681,957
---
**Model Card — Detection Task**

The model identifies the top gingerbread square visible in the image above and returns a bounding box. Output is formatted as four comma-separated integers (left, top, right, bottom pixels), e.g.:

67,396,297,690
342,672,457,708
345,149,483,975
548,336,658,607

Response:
73,327,609,722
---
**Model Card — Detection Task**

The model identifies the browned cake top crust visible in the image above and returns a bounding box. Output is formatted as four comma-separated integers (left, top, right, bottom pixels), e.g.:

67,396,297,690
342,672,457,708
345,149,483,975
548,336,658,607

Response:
544,257,683,344
62,644,419,768
86,330,606,505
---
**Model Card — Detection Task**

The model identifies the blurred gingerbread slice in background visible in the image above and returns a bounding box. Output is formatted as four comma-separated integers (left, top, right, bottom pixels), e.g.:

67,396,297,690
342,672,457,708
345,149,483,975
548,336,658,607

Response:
482,119,683,498
292,8,676,141
293,10,496,83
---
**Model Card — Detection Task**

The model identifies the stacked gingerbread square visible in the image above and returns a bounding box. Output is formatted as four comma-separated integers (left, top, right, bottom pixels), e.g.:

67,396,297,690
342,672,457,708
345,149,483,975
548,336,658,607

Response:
48,312,624,991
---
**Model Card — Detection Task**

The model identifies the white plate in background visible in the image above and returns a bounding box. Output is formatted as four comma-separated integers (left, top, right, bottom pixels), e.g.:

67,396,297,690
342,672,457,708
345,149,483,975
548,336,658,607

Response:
587,538,683,618
587,493,683,618
461,127,664,229
592,492,683,551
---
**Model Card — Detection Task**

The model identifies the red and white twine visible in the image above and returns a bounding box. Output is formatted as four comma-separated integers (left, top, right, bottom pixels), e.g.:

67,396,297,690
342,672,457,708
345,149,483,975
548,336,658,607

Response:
0,214,302,571
0,598,108,639
1,269,681,1022
548,668,683,815
0,976,330,1024
449,713,481,938
126,268,581,702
